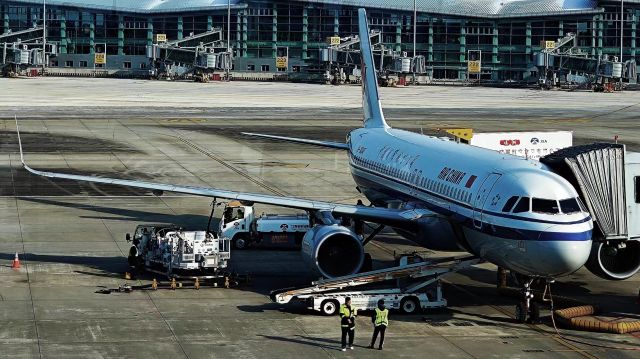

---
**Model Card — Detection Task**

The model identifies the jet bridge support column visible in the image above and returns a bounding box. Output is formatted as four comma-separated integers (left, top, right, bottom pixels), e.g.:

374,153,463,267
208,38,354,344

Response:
207,16,212,32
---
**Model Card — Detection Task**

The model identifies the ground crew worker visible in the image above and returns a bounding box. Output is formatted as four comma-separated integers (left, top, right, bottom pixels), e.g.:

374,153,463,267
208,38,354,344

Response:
339,297,357,351
369,299,389,350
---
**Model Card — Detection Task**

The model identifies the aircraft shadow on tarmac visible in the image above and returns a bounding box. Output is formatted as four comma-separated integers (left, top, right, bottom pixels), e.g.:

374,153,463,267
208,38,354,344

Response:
18,196,213,228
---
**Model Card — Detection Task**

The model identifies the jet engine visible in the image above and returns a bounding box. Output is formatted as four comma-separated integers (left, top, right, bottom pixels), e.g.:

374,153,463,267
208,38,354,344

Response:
301,225,365,278
585,241,640,280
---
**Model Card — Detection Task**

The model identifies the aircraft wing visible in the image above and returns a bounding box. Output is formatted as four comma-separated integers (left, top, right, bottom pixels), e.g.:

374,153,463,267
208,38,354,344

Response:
16,123,426,228
242,132,349,150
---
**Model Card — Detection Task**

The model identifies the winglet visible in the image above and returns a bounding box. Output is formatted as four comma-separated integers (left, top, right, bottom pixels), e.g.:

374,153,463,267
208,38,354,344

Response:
15,115,26,166
358,8,389,129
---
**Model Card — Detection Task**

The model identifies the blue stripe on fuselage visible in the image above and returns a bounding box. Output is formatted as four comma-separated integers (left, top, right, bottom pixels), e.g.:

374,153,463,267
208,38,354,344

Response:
350,166,591,242
349,161,591,225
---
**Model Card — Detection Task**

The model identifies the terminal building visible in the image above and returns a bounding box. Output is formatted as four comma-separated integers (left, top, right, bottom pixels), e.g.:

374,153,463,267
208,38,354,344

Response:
1,0,639,81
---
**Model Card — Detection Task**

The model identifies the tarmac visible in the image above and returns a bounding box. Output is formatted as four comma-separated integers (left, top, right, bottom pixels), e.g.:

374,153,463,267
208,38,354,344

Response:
0,78,639,358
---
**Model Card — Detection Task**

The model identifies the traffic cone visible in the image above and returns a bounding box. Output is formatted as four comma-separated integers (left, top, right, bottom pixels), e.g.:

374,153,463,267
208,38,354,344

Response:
11,252,21,269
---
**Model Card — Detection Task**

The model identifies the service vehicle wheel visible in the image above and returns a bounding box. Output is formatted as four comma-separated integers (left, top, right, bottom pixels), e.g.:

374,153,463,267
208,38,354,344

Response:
400,297,419,314
321,300,339,316
233,236,247,250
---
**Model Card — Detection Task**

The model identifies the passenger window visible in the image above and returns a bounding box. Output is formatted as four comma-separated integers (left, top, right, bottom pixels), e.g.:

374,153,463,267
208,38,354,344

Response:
502,196,519,212
512,197,530,213
532,198,560,214
559,198,581,214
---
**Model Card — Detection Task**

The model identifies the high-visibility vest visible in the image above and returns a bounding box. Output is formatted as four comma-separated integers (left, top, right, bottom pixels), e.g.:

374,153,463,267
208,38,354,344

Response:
374,308,389,326
339,304,357,327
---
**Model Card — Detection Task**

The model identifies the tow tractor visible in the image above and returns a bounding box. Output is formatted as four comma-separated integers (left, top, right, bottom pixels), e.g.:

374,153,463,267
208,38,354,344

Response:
271,255,480,315
126,224,231,278
219,201,310,249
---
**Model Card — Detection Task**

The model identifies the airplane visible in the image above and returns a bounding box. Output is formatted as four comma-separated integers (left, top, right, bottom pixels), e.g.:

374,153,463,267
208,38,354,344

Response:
15,9,606,323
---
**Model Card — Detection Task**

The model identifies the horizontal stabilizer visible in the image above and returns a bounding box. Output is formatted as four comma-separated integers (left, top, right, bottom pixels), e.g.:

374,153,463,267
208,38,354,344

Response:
242,132,349,150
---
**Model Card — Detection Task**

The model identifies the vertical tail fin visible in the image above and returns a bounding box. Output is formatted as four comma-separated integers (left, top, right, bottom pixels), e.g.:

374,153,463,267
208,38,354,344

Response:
358,8,389,129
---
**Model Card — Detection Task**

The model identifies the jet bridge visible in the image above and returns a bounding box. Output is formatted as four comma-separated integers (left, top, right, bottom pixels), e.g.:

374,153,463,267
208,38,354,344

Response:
148,27,232,81
535,32,636,90
294,30,418,85
541,144,640,279
1,26,56,76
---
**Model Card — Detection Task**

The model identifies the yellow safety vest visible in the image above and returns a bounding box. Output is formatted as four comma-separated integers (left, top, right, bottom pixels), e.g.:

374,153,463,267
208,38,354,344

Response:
374,308,389,326
339,304,357,328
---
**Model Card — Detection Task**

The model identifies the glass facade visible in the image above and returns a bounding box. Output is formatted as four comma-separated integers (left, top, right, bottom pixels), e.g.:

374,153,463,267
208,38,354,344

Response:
2,0,639,80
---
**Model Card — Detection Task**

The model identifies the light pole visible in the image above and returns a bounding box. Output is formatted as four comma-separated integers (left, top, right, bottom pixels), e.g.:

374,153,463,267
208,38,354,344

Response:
412,0,416,84
42,0,46,71
226,0,231,81
620,0,624,62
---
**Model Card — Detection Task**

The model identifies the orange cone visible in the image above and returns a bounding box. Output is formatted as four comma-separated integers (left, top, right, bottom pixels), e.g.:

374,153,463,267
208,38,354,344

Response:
11,252,21,269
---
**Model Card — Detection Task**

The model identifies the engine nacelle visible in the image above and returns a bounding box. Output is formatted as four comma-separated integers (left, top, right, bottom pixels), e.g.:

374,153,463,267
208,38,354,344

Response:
585,240,640,280
301,225,364,278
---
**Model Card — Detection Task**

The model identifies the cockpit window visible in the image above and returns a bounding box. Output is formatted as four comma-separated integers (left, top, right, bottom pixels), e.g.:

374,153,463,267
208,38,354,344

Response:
559,198,581,214
512,197,530,213
532,198,560,214
502,196,519,212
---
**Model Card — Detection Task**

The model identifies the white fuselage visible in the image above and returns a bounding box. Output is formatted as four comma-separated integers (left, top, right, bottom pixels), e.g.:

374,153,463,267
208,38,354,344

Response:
347,127,593,278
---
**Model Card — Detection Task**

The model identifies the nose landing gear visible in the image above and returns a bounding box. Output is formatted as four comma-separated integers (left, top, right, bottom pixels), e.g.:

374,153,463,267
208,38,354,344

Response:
515,279,540,323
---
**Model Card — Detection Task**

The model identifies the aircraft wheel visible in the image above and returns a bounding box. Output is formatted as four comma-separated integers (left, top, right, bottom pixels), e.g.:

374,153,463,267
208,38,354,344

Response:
515,302,527,323
529,302,540,324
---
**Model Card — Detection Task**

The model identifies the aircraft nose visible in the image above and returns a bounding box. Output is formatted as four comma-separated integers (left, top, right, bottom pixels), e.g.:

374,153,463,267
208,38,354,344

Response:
528,238,592,277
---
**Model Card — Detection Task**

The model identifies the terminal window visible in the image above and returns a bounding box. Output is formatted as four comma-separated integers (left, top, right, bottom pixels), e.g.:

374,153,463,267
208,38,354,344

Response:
140,63,146,69
79,61,88,67
261,65,270,72
123,62,132,69
64,61,73,67
247,64,255,71
636,176,640,203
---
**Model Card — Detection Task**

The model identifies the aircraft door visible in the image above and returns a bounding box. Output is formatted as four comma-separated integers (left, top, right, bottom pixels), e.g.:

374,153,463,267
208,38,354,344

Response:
472,173,501,229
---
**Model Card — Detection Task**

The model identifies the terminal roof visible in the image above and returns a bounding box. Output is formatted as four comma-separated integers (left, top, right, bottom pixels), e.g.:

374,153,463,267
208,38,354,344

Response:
13,0,601,17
